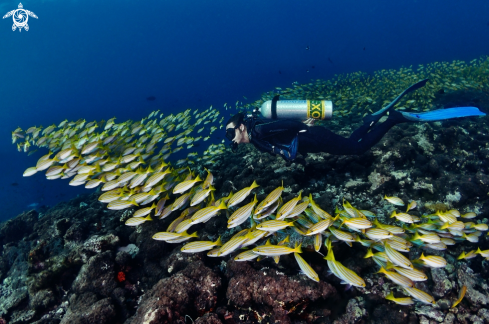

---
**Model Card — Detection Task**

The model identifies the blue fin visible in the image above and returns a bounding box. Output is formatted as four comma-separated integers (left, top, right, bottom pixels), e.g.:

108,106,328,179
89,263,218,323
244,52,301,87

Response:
401,107,486,122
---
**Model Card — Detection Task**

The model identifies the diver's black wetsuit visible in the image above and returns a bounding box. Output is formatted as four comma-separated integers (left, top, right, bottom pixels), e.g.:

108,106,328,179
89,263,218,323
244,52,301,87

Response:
241,79,438,161
245,116,400,161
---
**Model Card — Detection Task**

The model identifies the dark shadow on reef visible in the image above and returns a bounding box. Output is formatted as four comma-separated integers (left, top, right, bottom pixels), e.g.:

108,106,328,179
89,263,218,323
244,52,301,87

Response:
0,89,489,323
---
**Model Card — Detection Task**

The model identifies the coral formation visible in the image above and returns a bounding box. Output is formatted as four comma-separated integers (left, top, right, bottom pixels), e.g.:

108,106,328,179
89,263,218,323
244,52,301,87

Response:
3,56,489,323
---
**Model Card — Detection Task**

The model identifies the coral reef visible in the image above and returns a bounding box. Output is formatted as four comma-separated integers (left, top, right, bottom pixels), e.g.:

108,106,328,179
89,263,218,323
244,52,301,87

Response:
3,56,489,323
1,98,489,323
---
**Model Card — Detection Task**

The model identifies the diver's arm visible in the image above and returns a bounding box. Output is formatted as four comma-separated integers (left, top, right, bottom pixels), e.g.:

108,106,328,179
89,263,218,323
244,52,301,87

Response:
251,137,295,161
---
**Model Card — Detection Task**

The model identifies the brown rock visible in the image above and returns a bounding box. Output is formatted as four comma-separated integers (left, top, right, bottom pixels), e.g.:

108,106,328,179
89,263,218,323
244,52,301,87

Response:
225,259,336,321
127,260,221,324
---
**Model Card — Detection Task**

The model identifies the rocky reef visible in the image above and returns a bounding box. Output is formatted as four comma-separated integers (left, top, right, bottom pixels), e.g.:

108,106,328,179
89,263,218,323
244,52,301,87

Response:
1,90,489,323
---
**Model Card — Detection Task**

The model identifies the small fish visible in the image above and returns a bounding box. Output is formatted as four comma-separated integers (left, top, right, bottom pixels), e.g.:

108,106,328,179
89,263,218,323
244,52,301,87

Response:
390,211,414,223
377,267,414,288
384,242,413,269
228,194,258,228
385,292,414,306
190,200,227,224
217,234,251,256
294,252,319,282
173,175,202,194
202,169,214,189
23,167,38,177
388,264,427,281
471,223,488,231
476,247,489,258
85,177,106,189
309,194,332,219
412,232,441,244
451,285,467,308
384,195,404,206
144,169,171,189
373,219,404,234
256,219,295,232
107,199,138,210
441,237,456,246
403,287,436,305
418,253,447,268
125,215,152,226
329,227,356,244
152,230,197,241
190,185,215,206
365,228,393,241
253,242,302,256
116,172,138,185
133,203,157,218
439,221,464,231
457,250,477,260
36,158,57,171
314,233,322,252
254,181,284,214
462,232,479,243
324,248,365,288
287,200,309,218
171,192,191,211
276,192,302,220
99,189,125,203
461,212,476,219
181,237,222,253
241,229,267,247
305,218,333,236
234,250,260,261
446,209,460,218
436,211,457,224
175,219,193,233
227,180,259,208
340,217,372,230
406,200,417,212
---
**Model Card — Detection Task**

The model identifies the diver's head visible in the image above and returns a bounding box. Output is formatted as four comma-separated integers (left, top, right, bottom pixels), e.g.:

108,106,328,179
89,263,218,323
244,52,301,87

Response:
225,113,249,150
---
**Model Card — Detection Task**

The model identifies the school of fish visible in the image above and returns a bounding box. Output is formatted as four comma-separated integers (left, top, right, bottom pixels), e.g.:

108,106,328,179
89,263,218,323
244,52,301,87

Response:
239,56,489,122
12,55,489,309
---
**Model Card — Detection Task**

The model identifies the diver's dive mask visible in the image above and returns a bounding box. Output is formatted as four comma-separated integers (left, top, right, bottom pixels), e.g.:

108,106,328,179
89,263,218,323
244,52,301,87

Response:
226,124,241,152
225,127,237,141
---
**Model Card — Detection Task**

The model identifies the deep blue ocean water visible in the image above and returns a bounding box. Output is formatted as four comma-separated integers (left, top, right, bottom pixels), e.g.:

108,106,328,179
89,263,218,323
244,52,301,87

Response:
0,0,488,221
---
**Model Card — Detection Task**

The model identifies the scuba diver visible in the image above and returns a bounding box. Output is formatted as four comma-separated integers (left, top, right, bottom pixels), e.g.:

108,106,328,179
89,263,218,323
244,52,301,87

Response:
225,79,485,162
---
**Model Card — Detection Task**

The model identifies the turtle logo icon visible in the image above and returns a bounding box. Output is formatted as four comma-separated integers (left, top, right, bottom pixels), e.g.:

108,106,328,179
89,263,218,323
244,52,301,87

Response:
3,3,38,32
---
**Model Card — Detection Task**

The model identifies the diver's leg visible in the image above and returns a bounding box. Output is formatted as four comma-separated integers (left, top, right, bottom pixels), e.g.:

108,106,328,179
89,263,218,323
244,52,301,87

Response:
349,118,400,154
298,117,400,156
348,106,486,154
297,125,388,155
299,105,486,157
298,127,356,155
361,79,428,126
349,109,405,141
349,79,428,142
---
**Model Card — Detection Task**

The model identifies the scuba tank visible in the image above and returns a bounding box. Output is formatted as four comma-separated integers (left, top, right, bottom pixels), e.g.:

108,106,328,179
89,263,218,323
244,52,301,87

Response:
257,96,333,120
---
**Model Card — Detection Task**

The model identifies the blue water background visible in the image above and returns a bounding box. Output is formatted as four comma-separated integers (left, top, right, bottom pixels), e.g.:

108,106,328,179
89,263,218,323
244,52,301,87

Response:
0,0,488,221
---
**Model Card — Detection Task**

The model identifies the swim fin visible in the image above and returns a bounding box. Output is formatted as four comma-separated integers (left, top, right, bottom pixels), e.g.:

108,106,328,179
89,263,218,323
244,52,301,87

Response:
364,79,428,124
399,107,486,122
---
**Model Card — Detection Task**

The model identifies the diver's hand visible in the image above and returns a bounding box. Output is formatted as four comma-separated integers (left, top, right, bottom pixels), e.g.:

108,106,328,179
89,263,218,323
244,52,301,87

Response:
303,118,315,127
